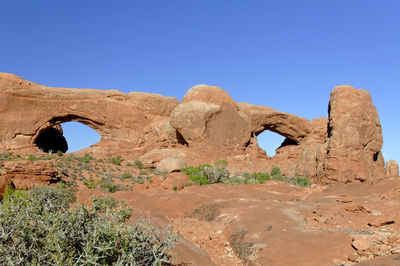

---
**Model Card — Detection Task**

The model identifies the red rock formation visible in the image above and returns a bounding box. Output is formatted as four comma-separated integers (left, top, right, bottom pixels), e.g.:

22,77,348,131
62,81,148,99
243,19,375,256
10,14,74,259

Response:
0,73,388,183
170,85,252,148
0,73,179,151
386,160,399,177
318,86,385,183
2,160,59,190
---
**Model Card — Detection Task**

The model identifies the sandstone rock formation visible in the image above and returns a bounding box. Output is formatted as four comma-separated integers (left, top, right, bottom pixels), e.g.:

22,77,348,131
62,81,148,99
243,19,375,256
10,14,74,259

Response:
386,160,399,177
0,73,389,183
136,149,185,168
156,158,187,173
0,175,14,200
2,160,59,190
0,73,179,151
170,85,252,148
317,86,385,183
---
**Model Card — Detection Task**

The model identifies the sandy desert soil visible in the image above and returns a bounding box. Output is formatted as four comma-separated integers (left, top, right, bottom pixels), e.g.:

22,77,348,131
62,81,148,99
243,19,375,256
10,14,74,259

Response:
2,152,399,265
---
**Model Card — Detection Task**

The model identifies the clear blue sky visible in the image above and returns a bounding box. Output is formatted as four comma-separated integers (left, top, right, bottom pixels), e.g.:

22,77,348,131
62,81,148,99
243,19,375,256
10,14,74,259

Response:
1,1,399,162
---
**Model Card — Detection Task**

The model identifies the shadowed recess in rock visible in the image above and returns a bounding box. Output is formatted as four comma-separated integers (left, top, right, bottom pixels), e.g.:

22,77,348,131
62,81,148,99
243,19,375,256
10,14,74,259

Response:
257,130,285,157
34,127,68,153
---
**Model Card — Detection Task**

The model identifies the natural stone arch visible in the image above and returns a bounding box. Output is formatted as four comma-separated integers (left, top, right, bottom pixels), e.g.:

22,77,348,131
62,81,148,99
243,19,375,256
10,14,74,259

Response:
0,73,179,151
32,115,108,153
33,114,109,142
237,102,312,143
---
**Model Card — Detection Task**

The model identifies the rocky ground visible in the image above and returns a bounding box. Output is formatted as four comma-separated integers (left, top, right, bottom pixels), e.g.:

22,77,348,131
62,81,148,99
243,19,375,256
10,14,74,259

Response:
1,151,400,266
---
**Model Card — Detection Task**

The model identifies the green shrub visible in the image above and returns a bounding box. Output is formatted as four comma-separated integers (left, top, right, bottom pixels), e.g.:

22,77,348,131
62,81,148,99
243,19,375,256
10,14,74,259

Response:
83,153,93,163
181,165,211,185
132,159,144,169
98,177,126,193
270,166,281,177
181,161,230,185
108,156,122,165
84,177,97,189
27,154,37,161
137,176,145,184
120,172,133,180
226,172,270,185
284,176,312,187
0,186,176,265
56,150,63,157
1,152,13,160
272,175,284,181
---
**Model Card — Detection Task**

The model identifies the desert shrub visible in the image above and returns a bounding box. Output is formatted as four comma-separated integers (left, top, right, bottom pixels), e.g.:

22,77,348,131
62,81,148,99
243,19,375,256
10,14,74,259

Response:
283,176,312,187
27,154,37,161
228,172,271,185
137,176,145,184
1,152,13,160
0,186,176,265
153,169,168,176
84,176,97,189
56,150,63,157
120,171,133,180
98,177,127,193
132,159,144,169
108,156,122,165
270,166,281,177
182,163,312,188
181,161,230,185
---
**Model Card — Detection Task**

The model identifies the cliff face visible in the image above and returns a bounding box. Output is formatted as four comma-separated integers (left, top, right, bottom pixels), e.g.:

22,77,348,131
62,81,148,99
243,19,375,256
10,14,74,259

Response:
0,73,388,183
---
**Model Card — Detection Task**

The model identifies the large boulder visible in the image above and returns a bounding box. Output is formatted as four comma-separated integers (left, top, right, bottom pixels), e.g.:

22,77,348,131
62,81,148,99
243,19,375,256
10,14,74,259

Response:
386,160,399,177
170,85,251,148
156,158,187,173
136,149,185,168
318,85,385,183
182,84,238,109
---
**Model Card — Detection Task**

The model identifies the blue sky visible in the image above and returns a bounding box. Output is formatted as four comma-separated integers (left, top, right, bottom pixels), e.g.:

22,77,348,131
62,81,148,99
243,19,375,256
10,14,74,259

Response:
1,1,399,162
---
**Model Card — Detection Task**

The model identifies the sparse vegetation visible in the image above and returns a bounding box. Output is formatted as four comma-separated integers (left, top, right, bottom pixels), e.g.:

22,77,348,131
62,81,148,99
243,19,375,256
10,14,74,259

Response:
98,177,129,193
1,152,13,160
181,161,230,185
182,163,311,187
108,155,122,165
0,186,176,265
132,159,144,169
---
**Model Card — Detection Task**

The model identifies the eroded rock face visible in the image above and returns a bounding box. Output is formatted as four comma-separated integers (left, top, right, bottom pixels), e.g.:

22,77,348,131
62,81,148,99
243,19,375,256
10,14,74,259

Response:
2,161,59,190
170,85,252,148
318,86,385,183
386,160,399,177
0,175,14,200
0,73,388,183
0,73,179,151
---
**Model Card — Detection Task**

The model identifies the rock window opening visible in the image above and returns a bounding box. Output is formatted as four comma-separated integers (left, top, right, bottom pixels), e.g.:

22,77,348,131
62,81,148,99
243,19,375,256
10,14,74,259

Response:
34,122,101,153
257,131,285,157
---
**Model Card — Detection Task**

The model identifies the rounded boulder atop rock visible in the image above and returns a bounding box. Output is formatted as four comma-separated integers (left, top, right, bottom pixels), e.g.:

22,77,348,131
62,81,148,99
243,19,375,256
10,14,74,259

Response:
171,84,251,148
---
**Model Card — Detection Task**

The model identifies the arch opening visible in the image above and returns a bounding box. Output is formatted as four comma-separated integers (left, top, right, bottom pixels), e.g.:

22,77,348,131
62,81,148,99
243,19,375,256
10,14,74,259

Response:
257,130,299,157
61,122,102,153
34,116,103,153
